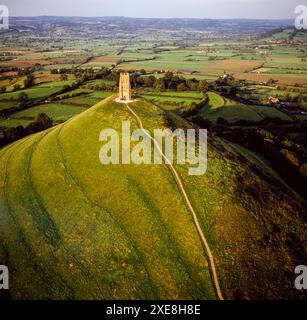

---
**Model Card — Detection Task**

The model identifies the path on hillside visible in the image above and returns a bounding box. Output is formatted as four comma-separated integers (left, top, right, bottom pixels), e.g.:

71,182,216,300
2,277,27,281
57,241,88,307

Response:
124,103,224,301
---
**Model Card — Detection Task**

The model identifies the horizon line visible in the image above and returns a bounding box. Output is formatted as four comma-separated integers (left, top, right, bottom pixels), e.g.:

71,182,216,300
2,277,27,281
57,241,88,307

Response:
9,15,295,21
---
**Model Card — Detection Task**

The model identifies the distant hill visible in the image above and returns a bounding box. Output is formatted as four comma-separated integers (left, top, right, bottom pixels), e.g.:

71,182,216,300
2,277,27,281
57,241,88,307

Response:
2,16,293,39
0,97,306,299
261,28,307,41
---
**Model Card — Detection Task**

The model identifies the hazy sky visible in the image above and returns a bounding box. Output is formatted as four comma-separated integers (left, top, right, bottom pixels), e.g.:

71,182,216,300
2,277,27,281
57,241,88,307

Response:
1,0,304,19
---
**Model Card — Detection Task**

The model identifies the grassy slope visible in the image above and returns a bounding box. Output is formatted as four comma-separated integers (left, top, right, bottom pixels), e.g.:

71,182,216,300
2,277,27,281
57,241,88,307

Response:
0,97,215,299
0,97,306,300
191,92,262,123
133,99,307,300
0,81,75,101
187,92,293,123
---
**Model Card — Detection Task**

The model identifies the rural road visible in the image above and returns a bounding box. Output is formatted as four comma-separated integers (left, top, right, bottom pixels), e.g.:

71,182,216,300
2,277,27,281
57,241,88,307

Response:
125,102,224,301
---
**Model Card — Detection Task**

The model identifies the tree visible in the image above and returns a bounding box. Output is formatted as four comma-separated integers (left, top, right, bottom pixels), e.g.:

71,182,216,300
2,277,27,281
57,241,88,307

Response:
3,125,26,143
18,92,29,104
217,117,229,126
199,80,208,93
23,74,35,88
143,75,156,87
297,95,305,107
136,76,145,87
300,163,307,178
13,84,21,91
27,113,53,134
227,86,238,98
177,83,187,91
164,72,174,81
0,86,6,93
154,78,166,91
187,79,199,91
36,113,53,129
60,73,68,81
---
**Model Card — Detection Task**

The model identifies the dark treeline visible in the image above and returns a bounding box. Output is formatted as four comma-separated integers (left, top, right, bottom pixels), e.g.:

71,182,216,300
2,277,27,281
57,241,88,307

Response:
68,68,211,92
0,113,53,147
194,117,307,199
123,71,209,92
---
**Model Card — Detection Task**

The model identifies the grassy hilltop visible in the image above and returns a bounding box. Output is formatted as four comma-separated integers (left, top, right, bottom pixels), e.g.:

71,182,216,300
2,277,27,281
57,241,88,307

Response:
0,97,306,300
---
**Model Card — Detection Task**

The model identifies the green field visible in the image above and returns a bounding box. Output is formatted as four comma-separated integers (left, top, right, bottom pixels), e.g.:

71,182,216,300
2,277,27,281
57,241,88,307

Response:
0,101,18,111
3,103,87,125
0,81,75,102
87,91,114,99
186,92,259,123
185,92,294,123
61,96,101,106
142,90,203,105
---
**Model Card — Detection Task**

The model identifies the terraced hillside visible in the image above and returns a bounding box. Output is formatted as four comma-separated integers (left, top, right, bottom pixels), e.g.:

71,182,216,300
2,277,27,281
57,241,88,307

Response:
0,97,306,300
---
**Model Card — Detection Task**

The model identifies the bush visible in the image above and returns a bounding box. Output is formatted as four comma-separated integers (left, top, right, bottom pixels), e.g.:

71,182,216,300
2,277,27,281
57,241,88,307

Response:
13,84,21,91
216,117,229,126
177,83,187,91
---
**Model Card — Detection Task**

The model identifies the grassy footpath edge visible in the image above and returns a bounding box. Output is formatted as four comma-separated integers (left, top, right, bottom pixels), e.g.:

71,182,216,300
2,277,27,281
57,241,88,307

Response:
124,101,224,300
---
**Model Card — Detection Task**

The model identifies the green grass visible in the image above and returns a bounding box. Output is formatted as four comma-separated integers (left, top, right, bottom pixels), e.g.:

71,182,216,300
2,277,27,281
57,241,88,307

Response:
17,103,87,120
190,92,262,123
87,91,114,99
207,92,225,109
0,103,88,128
187,92,293,123
60,96,101,107
0,81,75,102
141,91,203,106
143,94,201,105
0,97,216,299
0,96,306,300
148,91,203,99
0,101,17,111
0,118,32,128
56,88,91,99
247,105,293,121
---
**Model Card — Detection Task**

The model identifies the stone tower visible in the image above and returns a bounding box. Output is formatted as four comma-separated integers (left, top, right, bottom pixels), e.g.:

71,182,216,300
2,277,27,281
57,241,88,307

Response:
119,73,131,101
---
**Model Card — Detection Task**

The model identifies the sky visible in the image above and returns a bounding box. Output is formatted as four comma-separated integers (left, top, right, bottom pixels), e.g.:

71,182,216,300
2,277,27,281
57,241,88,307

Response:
1,0,305,19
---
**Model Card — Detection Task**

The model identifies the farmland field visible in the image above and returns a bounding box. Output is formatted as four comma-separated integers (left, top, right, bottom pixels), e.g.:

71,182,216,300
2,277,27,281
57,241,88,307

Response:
0,81,75,101
195,92,263,123
1,103,88,126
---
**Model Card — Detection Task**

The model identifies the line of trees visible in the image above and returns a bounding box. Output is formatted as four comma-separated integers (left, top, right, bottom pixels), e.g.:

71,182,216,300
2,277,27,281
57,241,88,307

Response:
194,118,307,199
126,72,209,92
0,113,53,147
